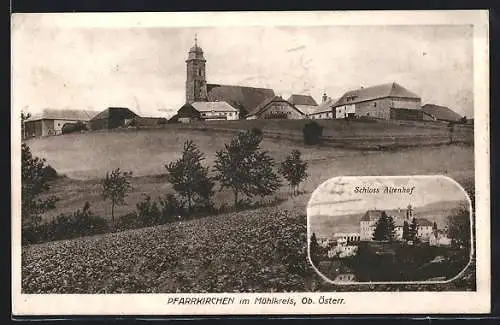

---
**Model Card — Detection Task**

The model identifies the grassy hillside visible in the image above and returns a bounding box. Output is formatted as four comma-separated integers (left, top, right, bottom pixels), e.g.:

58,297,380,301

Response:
22,208,475,293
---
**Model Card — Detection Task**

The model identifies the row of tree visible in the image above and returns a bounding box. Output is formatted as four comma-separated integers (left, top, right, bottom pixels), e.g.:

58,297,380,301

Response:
87,129,310,227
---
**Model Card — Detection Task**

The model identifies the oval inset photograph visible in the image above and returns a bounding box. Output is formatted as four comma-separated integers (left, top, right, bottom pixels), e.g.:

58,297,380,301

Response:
307,175,473,285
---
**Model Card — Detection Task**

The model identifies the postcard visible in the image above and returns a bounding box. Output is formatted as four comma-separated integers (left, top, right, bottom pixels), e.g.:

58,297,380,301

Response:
12,10,490,315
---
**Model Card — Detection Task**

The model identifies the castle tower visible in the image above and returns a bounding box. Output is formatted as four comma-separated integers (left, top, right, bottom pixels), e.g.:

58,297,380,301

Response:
185,35,208,103
406,204,414,220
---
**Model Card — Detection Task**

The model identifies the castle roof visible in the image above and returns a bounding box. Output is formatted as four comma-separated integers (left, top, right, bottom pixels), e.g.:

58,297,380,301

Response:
334,82,420,107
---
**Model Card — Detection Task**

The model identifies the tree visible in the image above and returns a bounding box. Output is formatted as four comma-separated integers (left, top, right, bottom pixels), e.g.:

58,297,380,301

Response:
372,211,396,241
165,140,214,212
102,168,133,227
447,208,470,249
402,220,410,241
432,221,438,237
409,217,419,242
21,111,31,139
214,129,281,206
309,232,321,265
21,143,59,229
279,149,308,196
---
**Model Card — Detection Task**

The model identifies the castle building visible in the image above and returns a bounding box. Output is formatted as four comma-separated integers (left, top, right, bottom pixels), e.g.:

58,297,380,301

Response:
359,204,434,241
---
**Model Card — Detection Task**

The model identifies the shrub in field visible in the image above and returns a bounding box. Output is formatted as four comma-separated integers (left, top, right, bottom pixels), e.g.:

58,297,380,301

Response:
21,143,59,230
165,140,214,212
23,202,109,244
102,168,133,228
214,129,281,206
158,193,185,221
136,195,162,227
279,149,308,196
61,121,87,134
302,121,324,145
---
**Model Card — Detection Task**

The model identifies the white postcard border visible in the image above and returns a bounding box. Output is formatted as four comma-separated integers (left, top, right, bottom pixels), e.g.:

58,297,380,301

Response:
11,10,490,315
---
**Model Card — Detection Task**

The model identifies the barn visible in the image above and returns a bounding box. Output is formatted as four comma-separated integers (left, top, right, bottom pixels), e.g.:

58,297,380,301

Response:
89,107,139,130
23,109,97,139
245,96,306,120
333,82,422,120
287,94,319,116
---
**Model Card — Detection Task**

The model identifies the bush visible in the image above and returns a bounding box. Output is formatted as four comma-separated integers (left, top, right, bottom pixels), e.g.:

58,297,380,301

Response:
22,202,109,245
42,165,58,180
61,121,87,134
136,195,162,227
302,121,324,145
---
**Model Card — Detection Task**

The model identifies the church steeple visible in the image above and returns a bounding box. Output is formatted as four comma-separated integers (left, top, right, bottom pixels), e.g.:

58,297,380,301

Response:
186,35,208,103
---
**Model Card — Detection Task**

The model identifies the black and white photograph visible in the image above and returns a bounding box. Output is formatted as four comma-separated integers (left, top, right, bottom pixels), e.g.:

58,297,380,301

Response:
307,176,473,285
12,11,490,315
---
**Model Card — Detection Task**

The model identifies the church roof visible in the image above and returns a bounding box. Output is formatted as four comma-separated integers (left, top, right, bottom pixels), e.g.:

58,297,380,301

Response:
421,104,463,122
334,82,420,107
191,101,239,113
207,84,275,116
287,94,318,106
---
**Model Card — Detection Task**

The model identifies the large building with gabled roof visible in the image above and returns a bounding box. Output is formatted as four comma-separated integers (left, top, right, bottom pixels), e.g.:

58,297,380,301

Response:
333,82,423,120
24,108,98,138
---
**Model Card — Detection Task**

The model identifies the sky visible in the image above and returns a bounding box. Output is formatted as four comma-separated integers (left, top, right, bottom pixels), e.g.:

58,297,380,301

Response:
307,176,470,217
12,14,474,118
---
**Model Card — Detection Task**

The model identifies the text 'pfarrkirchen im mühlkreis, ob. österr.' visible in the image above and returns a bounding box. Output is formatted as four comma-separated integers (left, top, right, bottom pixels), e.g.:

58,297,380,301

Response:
166,296,346,306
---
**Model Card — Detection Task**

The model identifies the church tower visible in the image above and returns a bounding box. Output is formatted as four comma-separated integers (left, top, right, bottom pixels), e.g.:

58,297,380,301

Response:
185,35,208,103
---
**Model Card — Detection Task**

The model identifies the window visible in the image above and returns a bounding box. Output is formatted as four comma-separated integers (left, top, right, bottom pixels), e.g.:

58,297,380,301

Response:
374,102,377,107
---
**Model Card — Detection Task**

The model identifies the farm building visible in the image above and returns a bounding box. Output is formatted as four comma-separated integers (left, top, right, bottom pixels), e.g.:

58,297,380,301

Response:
245,96,306,120
175,101,239,123
421,104,464,123
333,82,422,120
176,103,202,123
287,94,319,116
89,107,139,130
184,36,276,118
23,109,97,139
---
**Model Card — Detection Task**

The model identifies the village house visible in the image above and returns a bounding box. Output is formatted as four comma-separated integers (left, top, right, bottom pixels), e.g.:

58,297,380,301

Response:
245,96,306,120
287,94,319,116
23,109,98,139
333,82,423,120
308,93,336,119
